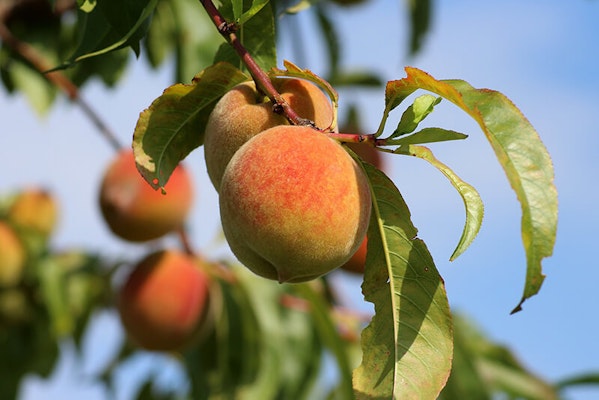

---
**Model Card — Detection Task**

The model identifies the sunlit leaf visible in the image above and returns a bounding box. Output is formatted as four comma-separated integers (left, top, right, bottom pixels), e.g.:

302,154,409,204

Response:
386,67,558,312
353,163,453,399
395,145,483,260
388,127,467,146
132,62,249,189
393,94,441,137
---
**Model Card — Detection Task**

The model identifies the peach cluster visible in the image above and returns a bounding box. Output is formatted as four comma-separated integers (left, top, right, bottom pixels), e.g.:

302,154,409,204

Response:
205,78,372,282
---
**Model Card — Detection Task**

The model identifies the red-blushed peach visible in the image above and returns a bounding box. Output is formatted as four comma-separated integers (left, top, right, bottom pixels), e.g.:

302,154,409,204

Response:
117,249,210,351
219,125,372,283
0,221,26,287
203,78,334,190
98,150,193,242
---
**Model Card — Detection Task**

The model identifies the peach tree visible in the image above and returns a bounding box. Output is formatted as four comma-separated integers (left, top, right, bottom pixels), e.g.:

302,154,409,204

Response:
0,0,568,399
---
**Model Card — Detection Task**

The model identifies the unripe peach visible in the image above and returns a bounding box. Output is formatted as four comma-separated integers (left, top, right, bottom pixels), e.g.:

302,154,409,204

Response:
0,222,26,287
204,78,334,190
8,188,58,238
219,125,372,283
117,250,210,351
99,150,193,242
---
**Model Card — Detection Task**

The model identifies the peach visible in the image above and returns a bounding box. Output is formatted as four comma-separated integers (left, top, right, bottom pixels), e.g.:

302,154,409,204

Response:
0,221,26,287
219,125,372,283
203,78,334,190
117,249,210,351
8,188,58,238
98,150,193,242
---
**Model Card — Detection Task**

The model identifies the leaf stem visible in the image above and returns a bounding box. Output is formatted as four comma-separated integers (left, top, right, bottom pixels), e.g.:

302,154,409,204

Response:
198,0,313,127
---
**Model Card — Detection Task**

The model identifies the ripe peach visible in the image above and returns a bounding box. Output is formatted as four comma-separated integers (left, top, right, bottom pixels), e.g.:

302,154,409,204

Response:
0,221,26,287
219,125,372,283
99,150,193,242
117,250,210,351
8,188,58,238
203,78,334,190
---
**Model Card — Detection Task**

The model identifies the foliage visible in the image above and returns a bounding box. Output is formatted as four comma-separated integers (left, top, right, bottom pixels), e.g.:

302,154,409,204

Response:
0,0,579,399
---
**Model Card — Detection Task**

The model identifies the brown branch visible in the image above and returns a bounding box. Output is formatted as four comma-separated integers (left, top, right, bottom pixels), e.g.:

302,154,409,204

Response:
0,6,122,151
198,0,314,128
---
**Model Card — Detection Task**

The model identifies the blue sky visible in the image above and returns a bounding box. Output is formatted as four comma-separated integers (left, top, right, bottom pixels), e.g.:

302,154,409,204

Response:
2,0,599,399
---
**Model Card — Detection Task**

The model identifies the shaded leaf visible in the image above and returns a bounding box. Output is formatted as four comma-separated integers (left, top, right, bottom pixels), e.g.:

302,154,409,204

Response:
406,0,431,55
385,67,557,312
63,0,157,65
294,283,353,399
217,0,276,72
353,163,453,399
556,373,599,390
132,62,249,189
395,145,483,260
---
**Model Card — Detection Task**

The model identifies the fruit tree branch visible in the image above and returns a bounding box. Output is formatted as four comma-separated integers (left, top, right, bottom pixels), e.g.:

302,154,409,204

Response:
0,5,122,151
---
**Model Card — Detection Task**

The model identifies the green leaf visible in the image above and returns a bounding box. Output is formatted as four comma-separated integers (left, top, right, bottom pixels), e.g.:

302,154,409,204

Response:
395,145,483,260
315,5,340,77
327,71,383,88
406,0,431,55
132,62,249,189
294,283,354,400
353,163,453,399
238,0,270,24
393,94,441,136
217,0,277,72
453,315,558,400
386,67,558,313
64,0,157,65
556,373,599,390
78,0,97,13
438,316,491,400
388,127,467,146
169,0,225,82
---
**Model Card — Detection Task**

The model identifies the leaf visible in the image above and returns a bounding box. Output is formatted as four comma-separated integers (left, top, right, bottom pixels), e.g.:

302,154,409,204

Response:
294,283,354,400
454,315,558,400
217,0,277,72
388,127,467,146
395,145,483,260
386,67,558,313
556,373,599,390
353,163,453,399
393,94,441,137
169,0,225,82
406,0,431,55
132,62,249,189
315,5,340,77
63,0,157,65
237,0,270,24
